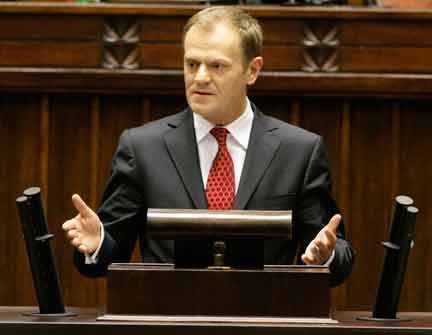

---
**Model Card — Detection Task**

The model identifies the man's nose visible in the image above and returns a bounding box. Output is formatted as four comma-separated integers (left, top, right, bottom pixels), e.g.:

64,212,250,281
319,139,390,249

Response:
194,64,210,83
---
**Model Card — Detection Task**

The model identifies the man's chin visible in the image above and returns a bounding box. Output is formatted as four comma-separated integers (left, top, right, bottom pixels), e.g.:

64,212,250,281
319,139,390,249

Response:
190,106,218,122
190,103,211,115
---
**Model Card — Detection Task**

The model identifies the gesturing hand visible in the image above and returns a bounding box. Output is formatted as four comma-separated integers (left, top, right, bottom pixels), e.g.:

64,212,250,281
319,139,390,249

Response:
301,214,341,265
62,194,102,254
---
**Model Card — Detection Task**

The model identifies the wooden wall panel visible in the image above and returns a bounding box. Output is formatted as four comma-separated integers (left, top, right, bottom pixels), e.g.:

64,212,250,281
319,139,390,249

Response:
46,95,104,307
250,96,294,125
341,47,432,73
139,44,183,69
150,95,187,121
0,42,101,67
398,101,432,311
262,46,303,71
140,17,185,42
98,95,145,192
0,95,43,306
340,21,432,46
0,15,102,40
347,101,395,310
259,19,302,45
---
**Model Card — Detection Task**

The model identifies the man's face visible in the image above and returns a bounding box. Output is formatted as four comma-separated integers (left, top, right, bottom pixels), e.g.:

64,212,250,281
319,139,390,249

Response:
183,22,262,125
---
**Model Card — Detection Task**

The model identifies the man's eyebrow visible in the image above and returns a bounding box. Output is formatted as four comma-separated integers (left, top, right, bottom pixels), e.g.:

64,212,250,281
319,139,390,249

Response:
184,55,231,64
184,56,203,64
208,57,231,64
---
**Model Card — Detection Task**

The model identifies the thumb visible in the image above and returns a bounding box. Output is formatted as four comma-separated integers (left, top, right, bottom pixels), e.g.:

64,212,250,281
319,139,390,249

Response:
72,194,93,218
326,214,342,234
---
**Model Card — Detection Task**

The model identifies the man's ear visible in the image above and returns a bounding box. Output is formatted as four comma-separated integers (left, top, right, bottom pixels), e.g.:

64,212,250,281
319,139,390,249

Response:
246,56,263,86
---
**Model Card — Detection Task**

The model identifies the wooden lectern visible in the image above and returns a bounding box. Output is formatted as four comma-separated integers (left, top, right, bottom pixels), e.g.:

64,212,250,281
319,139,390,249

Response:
99,209,333,323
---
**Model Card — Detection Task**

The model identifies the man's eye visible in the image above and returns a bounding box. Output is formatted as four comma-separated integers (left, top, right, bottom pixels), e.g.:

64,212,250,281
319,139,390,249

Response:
187,62,197,69
210,63,224,70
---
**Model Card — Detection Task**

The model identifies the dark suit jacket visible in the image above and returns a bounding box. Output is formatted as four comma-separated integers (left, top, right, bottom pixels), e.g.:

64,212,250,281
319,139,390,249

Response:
75,105,355,286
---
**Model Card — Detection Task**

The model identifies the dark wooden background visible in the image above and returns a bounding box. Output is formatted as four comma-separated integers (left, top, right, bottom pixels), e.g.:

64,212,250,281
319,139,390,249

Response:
0,3,431,313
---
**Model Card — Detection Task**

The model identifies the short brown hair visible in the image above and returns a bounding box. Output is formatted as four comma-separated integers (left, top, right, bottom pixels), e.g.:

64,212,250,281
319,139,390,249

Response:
183,6,263,66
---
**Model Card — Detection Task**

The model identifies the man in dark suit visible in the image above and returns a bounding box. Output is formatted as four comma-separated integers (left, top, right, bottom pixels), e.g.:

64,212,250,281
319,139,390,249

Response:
63,6,354,286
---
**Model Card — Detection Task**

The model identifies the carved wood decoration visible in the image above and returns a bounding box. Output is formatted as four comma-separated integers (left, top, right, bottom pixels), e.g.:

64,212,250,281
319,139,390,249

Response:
302,21,340,73
102,17,140,70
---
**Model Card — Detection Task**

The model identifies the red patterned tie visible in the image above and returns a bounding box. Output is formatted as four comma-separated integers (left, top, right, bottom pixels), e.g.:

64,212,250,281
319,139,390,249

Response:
206,127,235,210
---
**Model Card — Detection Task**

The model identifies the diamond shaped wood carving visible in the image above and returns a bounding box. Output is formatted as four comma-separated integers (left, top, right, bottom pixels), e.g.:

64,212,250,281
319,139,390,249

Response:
102,17,140,70
302,22,340,73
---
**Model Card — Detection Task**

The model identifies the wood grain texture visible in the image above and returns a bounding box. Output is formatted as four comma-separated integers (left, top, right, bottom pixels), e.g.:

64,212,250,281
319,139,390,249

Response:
398,101,432,311
347,101,395,310
341,46,432,73
0,15,102,40
0,94,43,306
0,42,101,67
340,21,432,46
0,3,432,314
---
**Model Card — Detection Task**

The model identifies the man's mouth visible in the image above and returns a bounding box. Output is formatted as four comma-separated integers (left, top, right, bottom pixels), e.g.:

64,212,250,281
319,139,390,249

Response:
194,91,214,96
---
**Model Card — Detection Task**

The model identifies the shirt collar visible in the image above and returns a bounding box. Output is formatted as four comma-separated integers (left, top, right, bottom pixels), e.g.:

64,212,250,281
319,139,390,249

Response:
193,99,254,150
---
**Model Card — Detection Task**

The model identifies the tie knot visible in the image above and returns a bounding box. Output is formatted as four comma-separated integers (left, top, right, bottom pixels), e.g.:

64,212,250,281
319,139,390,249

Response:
210,127,229,146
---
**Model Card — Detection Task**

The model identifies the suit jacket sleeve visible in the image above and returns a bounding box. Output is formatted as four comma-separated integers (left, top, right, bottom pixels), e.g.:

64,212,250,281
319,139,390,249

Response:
74,129,145,277
295,136,355,287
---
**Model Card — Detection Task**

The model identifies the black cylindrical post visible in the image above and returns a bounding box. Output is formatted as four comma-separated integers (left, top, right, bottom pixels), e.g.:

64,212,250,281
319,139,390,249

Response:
16,187,66,315
372,196,418,319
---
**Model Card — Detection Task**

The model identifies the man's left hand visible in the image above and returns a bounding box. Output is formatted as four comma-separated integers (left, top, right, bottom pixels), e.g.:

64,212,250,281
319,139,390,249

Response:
301,214,341,265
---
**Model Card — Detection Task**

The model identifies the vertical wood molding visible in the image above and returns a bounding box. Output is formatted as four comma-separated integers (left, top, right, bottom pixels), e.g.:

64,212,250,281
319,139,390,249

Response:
333,101,351,309
141,96,151,124
391,102,400,198
339,101,351,233
89,96,100,209
40,95,50,204
290,99,301,126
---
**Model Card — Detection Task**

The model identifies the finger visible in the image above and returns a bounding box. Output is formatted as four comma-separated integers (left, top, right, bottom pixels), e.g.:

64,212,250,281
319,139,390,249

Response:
316,241,333,262
314,238,326,249
71,237,81,248
62,219,76,231
72,194,93,218
322,228,337,246
302,252,319,264
312,244,323,262
67,229,79,240
301,253,313,264
302,243,317,264
326,214,341,234
78,244,88,254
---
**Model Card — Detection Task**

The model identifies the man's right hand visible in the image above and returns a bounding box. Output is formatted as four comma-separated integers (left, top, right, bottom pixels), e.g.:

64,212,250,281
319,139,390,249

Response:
62,194,102,254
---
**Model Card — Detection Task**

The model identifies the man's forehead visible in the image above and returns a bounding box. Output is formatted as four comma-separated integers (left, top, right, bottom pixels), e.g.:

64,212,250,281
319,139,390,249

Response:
184,24,242,58
185,21,240,45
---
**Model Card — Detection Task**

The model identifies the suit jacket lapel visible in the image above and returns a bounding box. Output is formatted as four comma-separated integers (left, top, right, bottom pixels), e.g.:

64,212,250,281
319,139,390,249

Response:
234,110,281,210
164,110,207,209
